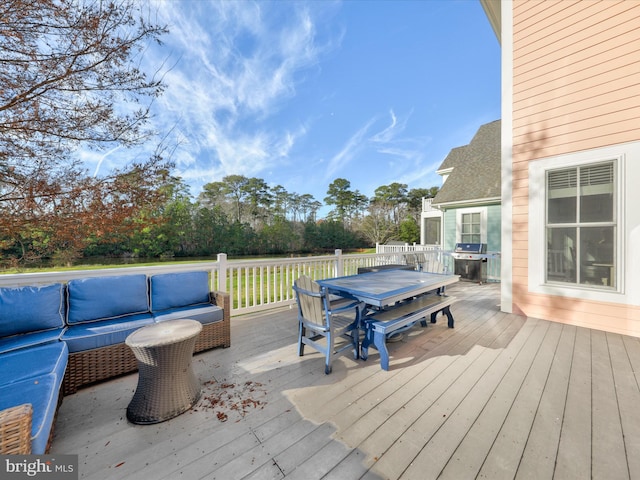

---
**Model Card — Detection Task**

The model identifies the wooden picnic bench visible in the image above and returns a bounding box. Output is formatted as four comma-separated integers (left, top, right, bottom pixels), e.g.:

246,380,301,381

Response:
360,292,457,371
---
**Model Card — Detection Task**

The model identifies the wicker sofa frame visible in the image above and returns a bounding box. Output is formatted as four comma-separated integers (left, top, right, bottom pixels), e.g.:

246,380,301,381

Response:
63,290,230,395
0,390,64,455
0,404,32,454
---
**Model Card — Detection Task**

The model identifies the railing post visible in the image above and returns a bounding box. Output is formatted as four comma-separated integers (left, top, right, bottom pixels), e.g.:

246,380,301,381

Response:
216,253,228,292
335,249,344,277
376,242,380,253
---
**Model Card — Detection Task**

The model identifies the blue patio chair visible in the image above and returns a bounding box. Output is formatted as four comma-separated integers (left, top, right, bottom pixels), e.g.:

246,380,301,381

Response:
293,275,363,374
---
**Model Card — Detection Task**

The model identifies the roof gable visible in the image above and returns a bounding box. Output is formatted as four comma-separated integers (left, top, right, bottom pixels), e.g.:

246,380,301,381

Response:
432,119,501,207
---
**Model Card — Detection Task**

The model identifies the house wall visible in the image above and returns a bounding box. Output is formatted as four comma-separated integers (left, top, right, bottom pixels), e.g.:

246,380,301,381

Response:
510,0,640,336
486,204,501,252
443,210,456,250
442,204,501,252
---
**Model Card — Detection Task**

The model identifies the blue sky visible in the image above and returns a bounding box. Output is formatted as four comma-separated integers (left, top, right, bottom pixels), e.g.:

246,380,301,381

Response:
84,0,500,216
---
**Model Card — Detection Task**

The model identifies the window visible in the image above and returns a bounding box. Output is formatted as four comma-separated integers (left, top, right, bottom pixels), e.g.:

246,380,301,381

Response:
424,217,441,245
461,212,481,244
529,145,630,303
546,162,616,288
455,207,486,247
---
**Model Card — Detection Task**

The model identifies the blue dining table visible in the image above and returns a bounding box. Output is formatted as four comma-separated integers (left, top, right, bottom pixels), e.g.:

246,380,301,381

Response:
316,269,458,309
317,269,460,370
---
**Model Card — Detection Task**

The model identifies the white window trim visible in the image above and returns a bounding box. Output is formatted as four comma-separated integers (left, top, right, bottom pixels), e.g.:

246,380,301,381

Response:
456,207,487,244
529,147,626,303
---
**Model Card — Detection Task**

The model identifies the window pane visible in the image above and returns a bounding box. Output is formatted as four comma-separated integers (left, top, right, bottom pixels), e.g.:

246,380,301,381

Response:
580,163,614,223
579,226,615,287
547,227,576,283
425,217,440,245
548,197,576,224
461,213,481,239
461,233,481,243
548,169,577,224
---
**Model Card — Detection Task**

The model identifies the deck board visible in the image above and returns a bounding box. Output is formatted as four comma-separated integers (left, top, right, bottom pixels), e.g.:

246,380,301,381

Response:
554,325,592,480
606,332,640,479
404,318,542,479
437,317,544,479
591,330,629,480
479,321,564,478
516,324,574,479
49,281,640,479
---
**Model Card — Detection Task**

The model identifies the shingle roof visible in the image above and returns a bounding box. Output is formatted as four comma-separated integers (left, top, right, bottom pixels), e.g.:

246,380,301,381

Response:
437,146,467,172
432,119,501,206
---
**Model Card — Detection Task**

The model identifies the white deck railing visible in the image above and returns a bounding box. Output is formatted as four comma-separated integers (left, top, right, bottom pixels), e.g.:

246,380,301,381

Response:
0,249,500,316
375,242,441,254
216,250,456,314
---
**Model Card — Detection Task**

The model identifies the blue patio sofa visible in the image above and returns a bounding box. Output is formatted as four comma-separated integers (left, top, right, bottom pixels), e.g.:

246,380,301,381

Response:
0,283,68,455
0,270,230,454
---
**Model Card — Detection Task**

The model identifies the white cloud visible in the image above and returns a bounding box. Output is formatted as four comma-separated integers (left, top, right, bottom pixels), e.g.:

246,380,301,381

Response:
324,116,377,181
322,107,433,186
134,0,341,190
370,109,400,143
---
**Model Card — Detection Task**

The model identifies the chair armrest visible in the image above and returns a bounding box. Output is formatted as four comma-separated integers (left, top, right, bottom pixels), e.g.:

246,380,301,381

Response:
210,291,230,319
0,404,32,454
329,300,364,315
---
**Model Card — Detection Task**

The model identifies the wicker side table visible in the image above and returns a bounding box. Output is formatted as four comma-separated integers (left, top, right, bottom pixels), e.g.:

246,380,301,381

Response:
125,319,202,424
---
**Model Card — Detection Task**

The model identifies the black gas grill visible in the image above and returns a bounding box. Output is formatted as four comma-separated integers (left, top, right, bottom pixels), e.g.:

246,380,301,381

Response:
452,243,487,283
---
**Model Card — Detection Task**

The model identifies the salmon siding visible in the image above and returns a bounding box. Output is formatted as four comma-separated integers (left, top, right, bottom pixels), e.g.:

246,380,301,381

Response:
508,0,640,335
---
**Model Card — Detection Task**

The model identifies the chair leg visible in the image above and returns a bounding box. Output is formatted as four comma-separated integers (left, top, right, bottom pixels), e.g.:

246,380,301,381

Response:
298,323,305,357
351,327,360,360
325,328,335,375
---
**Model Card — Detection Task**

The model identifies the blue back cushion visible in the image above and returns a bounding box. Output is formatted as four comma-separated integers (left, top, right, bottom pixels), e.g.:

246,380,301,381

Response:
150,271,210,312
0,284,65,337
67,274,149,324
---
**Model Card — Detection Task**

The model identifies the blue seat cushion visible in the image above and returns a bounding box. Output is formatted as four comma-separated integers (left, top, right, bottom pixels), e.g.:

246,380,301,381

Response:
0,341,68,386
0,329,64,355
61,314,154,352
153,304,224,325
0,375,62,454
150,271,210,312
0,284,65,337
67,275,149,324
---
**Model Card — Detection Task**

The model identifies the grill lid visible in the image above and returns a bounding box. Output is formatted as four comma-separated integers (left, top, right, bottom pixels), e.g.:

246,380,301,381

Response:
454,243,487,254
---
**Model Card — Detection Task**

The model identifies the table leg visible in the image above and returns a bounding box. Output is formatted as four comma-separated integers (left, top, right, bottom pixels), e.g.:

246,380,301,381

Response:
429,306,455,328
360,327,373,361
373,331,390,371
443,306,454,328
361,326,391,370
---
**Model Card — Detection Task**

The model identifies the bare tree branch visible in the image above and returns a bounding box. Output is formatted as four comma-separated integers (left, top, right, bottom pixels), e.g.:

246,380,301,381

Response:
0,0,174,263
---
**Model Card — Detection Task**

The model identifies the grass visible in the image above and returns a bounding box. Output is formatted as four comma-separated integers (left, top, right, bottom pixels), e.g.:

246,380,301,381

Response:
1,248,383,310
0,249,378,275
0,259,217,275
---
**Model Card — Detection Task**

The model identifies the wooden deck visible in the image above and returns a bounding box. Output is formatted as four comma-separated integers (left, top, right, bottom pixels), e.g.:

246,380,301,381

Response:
51,281,640,479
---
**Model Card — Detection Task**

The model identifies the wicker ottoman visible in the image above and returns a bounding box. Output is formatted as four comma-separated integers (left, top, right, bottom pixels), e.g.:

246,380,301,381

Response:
125,319,202,424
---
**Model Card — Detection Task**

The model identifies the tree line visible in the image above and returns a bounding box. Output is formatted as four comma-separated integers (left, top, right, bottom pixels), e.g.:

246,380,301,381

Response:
1,164,438,266
76,173,438,263
0,1,438,267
